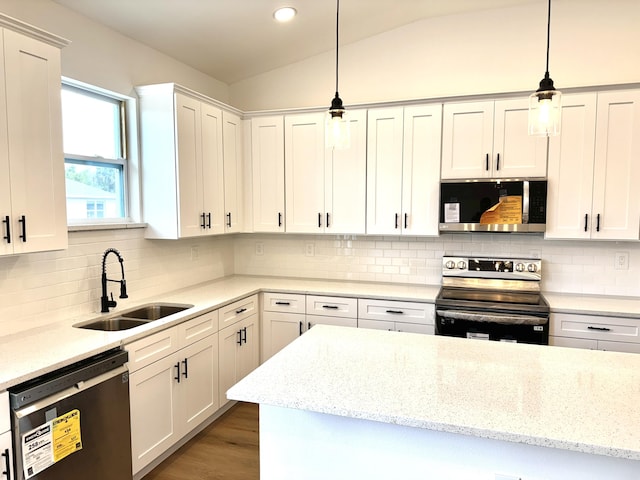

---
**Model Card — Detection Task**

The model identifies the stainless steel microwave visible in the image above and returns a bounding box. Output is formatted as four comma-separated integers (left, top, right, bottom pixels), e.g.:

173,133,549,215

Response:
439,179,547,233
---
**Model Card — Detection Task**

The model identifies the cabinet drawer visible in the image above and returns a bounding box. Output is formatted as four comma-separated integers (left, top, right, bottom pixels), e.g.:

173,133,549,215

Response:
307,315,357,329
306,295,357,318
219,295,258,330
358,299,434,325
0,391,9,432
598,340,640,354
263,292,305,314
126,327,179,372
549,336,598,350
177,310,219,347
551,313,640,343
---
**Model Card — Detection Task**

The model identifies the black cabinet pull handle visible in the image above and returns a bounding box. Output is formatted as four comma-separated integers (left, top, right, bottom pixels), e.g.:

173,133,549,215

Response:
322,305,339,310
2,447,11,479
200,212,206,229
226,212,232,227
588,326,611,332
308,322,312,330
326,213,330,228
206,212,212,229
485,153,489,171
278,212,283,227
318,212,322,228
299,321,303,336
596,214,600,232
237,330,243,345
182,358,188,379
404,213,408,229
275,301,290,305
174,362,181,383
496,153,500,171
386,310,404,315
2,216,9,244
18,215,26,242
236,307,247,315
395,213,399,229
584,214,588,232
242,326,247,344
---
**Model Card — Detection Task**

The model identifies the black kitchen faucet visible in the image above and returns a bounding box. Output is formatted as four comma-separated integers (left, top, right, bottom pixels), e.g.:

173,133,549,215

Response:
101,248,128,313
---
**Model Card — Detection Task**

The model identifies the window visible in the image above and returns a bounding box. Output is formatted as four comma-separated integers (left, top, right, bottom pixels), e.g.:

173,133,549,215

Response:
61,83,128,222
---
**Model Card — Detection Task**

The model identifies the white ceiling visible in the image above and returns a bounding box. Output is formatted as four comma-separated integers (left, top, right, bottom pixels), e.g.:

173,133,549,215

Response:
51,0,536,85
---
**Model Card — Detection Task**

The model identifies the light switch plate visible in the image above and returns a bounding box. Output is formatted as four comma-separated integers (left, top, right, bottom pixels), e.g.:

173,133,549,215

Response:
615,251,629,270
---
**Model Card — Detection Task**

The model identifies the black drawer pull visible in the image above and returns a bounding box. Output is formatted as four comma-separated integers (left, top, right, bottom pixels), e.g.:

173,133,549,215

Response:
174,362,181,383
278,212,283,227
2,216,9,244
326,212,330,228
395,213,399,229
241,326,247,344
322,305,339,310
226,212,232,227
386,310,404,315
485,153,489,171
275,301,291,306
2,447,11,479
206,212,212,229
200,212,206,229
596,214,601,232
18,215,26,242
584,213,588,232
237,330,243,345
299,321,303,336
404,213,408,229
318,212,322,228
587,326,611,332
182,358,188,379
235,307,247,315
496,153,500,171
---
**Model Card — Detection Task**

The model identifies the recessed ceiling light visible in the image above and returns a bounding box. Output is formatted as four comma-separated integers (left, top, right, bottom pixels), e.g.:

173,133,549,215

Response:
273,7,297,23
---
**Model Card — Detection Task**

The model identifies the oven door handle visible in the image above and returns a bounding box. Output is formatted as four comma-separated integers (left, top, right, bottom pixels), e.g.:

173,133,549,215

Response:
436,309,548,326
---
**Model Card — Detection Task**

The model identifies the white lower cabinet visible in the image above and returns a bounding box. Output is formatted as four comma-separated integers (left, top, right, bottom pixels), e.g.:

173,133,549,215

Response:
126,311,220,475
358,299,435,334
218,296,260,407
550,312,640,353
1,391,13,480
261,292,306,362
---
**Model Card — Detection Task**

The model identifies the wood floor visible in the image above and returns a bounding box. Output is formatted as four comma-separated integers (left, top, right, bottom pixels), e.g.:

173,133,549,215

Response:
144,402,259,480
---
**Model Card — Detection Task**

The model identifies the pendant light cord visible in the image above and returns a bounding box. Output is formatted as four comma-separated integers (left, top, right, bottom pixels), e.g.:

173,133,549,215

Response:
335,0,340,95
545,0,551,76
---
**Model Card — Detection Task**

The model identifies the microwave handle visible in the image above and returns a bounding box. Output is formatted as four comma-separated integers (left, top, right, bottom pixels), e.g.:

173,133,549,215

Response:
522,180,530,224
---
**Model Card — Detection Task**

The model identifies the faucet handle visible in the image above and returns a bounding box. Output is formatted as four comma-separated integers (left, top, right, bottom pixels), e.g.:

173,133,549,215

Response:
109,292,117,308
120,280,128,299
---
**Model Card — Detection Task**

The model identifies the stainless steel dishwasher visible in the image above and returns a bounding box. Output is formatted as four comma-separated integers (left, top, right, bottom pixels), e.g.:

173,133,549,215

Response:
9,348,132,479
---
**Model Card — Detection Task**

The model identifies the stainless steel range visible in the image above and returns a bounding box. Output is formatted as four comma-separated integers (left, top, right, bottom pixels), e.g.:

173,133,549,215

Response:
435,256,550,344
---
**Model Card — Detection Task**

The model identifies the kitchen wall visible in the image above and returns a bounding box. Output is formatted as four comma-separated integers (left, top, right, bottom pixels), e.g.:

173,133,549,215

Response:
234,233,640,297
230,0,640,111
0,229,234,336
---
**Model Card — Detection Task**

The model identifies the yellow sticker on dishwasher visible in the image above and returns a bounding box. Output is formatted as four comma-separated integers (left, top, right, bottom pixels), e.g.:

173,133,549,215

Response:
52,409,82,462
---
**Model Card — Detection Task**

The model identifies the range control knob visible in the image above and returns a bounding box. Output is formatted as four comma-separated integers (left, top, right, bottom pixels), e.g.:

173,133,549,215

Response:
527,263,538,273
457,261,467,270
515,263,526,272
445,260,456,269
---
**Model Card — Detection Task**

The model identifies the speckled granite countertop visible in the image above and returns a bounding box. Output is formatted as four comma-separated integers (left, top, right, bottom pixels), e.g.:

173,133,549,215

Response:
228,324,640,461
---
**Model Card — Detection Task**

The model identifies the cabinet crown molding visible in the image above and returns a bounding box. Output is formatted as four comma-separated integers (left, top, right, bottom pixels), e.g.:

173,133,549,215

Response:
0,13,69,48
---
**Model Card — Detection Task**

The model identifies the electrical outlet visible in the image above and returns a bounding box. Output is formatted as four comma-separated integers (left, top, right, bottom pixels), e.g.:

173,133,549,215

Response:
255,242,264,256
190,245,199,261
615,251,629,270
305,243,315,257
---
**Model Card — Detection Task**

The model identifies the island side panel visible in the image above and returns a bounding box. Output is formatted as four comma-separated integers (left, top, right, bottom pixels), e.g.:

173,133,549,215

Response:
259,404,640,480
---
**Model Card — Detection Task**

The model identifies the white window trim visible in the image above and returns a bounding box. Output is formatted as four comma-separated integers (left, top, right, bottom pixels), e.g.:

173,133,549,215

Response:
62,77,142,229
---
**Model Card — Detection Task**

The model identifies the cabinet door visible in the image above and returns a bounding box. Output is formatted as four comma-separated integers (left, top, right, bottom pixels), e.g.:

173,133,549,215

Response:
395,322,434,335
591,90,640,240
549,336,598,350
218,322,242,406
358,318,394,331
179,334,220,434
175,93,205,238
441,101,494,179
366,107,404,234
325,109,367,234
546,93,597,239
251,116,285,232
261,311,304,362
402,105,442,236
0,430,13,480
285,113,325,233
4,29,67,253
598,340,640,354
201,103,225,234
237,314,260,381
0,32,10,256
223,111,244,233
493,99,548,178
129,356,179,474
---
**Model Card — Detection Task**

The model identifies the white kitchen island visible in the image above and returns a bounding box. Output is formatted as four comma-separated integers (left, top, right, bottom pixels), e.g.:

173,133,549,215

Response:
227,325,640,480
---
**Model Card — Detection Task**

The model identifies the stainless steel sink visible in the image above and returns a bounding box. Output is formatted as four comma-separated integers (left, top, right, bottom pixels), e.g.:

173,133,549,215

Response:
74,302,194,331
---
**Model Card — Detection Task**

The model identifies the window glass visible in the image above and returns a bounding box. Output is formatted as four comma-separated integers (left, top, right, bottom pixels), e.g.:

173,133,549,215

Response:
61,84,127,222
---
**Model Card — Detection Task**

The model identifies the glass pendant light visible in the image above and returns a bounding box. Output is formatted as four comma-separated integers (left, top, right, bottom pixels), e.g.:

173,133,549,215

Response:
528,0,562,136
326,0,350,149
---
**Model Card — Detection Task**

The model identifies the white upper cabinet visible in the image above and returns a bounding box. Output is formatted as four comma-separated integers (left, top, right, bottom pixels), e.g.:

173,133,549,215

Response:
223,111,244,233
0,22,68,255
284,110,367,235
251,116,285,232
441,99,547,179
367,105,442,235
546,90,640,240
138,84,235,239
